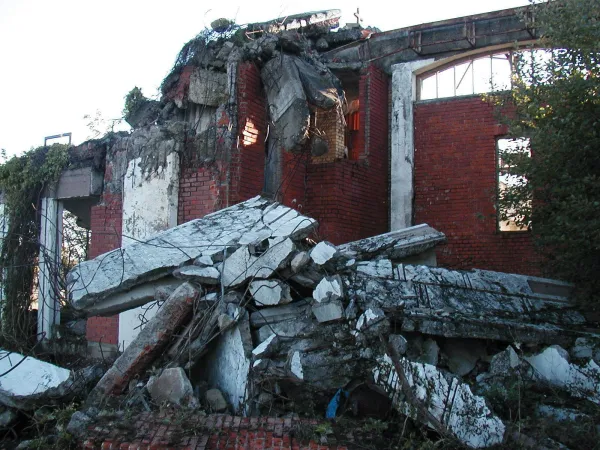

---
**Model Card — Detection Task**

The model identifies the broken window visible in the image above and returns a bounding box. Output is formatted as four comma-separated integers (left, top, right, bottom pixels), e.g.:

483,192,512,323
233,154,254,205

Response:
418,49,553,101
497,137,531,232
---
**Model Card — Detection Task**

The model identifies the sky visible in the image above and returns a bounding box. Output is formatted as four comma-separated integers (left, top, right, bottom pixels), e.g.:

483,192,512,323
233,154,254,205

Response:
0,0,530,157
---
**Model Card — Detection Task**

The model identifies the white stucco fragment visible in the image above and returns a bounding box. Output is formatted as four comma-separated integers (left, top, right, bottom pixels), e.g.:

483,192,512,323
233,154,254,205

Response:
291,351,304,380
525,345,600,404
175,265,220,285
252,333,277,356
310,241,337,265
356,308,385,331
313,275,343,303
221,237,295,287
312,300,344,323
249,280,292,306
374,354,505,448
0,351,71,398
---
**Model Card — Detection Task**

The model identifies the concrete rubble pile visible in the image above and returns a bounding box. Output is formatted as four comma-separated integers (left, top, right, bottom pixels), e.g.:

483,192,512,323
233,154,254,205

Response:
67,196,600,449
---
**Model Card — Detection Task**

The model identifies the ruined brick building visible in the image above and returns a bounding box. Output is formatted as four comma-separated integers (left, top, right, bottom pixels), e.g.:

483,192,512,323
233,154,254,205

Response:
14,7,545,352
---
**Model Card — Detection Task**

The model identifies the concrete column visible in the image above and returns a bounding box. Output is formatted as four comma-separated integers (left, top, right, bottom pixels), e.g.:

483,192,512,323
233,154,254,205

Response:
37,195,63,340
390,59,435,230
119,152,180,349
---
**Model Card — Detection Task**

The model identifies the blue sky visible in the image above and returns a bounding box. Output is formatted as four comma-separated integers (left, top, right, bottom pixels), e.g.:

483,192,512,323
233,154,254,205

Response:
0,0,529,156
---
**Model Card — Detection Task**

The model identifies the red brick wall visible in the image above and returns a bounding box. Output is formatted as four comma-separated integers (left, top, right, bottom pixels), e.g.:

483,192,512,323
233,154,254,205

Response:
413,96,539,275
177,163,221,224
236,62,267,204
305,65,389,245
86,193,122,345
177,62,268,225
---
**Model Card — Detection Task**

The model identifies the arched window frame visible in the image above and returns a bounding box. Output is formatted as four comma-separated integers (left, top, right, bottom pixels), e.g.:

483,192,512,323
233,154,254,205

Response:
417,47,552,101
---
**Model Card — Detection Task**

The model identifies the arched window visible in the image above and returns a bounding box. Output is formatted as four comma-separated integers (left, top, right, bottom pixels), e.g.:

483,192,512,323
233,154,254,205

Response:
418,49,552,101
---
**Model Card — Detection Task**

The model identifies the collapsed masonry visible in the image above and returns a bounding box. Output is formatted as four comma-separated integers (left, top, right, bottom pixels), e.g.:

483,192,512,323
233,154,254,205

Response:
66,197,600,449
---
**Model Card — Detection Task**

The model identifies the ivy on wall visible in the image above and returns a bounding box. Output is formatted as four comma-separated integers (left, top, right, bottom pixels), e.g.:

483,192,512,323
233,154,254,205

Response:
0,144,68,350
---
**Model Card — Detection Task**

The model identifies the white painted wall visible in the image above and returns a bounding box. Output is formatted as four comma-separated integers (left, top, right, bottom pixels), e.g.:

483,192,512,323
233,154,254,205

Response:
390,59,435,230
37,196,63,340
119,152,180,349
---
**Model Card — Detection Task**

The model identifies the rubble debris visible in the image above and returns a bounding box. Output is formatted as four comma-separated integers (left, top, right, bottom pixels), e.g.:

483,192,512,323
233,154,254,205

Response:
0,350,75,410
375,351,506,448
313,275,343,302
356,259,393,278
249,280,292,306
336,224,446,261
525,345,600,404
188,69,227,107
205,388,228,412
489,346,520,375
89,283,199,399
68,198,600,448
68,197,316,313
312,299,344,323
66,411,93,437
146,367,197,407
174,265,220,285
310,241,337,265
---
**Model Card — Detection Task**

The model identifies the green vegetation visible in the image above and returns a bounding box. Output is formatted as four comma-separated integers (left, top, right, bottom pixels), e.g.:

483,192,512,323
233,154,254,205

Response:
497,0,600,307
0,144,69,349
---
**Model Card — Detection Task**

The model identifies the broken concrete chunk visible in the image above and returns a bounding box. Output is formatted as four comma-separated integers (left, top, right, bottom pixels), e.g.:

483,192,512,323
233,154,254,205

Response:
356,307,386,331
194,255,214,267
89,283,199,398
0,351,71,410
257,317,315,342
310,241,337,265
188,69,227,107
374,354,506,448
83,278,182,317
571,337,599,361
336,224,446,261
174,265,220,285
146,368,196,408
289,351,304,380
221,237,295,287
249,280,292,306
389,334,408,356
205,388,228,412
356,259,393,278
252,333,279,357
443,340,486,377
490,346,520,375
313,275,343,303
250,300,311,328
218,314,234,331
312,299,344,323
525,345,600,404
420,338,440,366
261,54,310,151
290,251,310,273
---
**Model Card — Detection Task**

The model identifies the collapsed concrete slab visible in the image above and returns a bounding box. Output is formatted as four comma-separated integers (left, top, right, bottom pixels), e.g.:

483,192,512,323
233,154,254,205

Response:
374,353,506,448
68,197,316,313
336,224,446,261
346,264,585,345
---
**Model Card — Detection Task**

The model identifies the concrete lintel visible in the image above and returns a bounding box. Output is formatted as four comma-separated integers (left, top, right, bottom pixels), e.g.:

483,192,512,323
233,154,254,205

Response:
56,167,103,200
390,59,434,231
